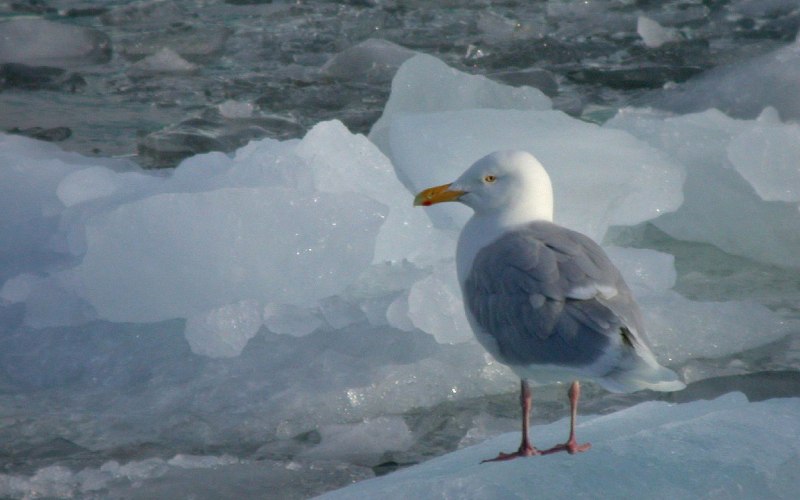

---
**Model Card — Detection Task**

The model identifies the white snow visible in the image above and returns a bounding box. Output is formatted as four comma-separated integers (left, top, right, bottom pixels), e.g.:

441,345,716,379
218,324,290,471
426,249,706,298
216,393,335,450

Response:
320,393,800,499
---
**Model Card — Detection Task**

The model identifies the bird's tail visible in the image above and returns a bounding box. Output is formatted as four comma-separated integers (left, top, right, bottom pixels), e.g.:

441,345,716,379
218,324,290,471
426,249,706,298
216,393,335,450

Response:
598,340,686,394
600,362,685,393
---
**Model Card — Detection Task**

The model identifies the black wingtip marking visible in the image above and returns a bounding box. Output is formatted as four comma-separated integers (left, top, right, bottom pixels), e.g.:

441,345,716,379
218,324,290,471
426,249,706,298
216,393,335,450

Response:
620,326,636,348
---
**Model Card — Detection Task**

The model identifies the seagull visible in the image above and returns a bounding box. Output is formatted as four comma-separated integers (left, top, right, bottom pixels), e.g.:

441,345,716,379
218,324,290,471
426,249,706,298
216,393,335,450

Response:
414,150,685,461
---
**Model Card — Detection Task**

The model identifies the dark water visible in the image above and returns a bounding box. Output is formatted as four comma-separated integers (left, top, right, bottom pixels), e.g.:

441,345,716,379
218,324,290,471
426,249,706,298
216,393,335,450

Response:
2,0,798,167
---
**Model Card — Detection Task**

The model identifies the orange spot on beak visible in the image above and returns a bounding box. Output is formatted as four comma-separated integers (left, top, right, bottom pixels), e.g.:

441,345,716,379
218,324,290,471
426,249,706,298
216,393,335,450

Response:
413,183,466,207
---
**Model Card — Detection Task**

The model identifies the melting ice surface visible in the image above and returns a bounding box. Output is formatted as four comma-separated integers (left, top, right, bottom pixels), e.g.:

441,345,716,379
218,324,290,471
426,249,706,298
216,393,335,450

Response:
3,31,800,500
321,393,800,500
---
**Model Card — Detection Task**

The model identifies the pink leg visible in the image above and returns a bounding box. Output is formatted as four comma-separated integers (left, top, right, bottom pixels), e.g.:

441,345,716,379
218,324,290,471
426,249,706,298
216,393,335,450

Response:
481,379,541,462
541,380,591,455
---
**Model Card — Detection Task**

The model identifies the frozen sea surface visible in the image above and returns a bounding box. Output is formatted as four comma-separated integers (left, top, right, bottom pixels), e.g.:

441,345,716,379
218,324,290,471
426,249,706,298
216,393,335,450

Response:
2,1,800,499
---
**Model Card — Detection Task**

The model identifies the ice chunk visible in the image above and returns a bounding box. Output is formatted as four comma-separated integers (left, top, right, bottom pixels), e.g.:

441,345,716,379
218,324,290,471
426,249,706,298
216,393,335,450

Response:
387,108,684,242
296,120,452,264
637,16,680,48
21,275,96,328
17,120,452,327
369,54,552,158
301,416,413,463
0,133,144,285
638,290,793,369
220,137,307,190
56,166,118,207
0,456,373,499
321,394,800,499
0,137,78,218
218,100,255,119
166,454,239,469
0,134,87,281
342,261,426,328
129,47,198,75
263,303,322,337
649,38,800,120
320,38,416,82
0,273,45,303
7,465,77,499
104,458,170,482
607,247,795,368
727,110,800,203
184,300,262,358
319,296,365,330
67,188,386,322
0,18,111,67
358,295,395,327
607,107,800,268
386,294,415,332
406,262,473,344
605,247,677,294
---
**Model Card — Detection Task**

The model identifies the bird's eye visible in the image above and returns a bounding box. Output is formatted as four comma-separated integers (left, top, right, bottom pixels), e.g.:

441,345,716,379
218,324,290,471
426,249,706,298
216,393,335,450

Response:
484,175,497,183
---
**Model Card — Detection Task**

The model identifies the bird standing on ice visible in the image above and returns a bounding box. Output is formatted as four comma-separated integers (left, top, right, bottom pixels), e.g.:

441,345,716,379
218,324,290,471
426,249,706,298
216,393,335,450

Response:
414,151,685,461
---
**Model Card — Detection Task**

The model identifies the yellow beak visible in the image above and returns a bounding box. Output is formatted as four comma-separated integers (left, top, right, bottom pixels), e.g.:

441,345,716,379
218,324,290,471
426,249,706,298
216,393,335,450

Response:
413,183,466,207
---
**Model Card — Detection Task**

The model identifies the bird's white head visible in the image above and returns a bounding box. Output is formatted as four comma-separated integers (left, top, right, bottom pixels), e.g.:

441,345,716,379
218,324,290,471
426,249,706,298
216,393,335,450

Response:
414,150,554,224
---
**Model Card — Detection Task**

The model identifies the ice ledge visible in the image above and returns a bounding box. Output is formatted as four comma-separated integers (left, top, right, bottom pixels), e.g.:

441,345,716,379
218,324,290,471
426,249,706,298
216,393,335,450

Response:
320,392,800,499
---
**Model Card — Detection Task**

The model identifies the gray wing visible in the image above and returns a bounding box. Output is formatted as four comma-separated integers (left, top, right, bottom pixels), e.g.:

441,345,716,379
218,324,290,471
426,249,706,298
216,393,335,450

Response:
464,221,645,368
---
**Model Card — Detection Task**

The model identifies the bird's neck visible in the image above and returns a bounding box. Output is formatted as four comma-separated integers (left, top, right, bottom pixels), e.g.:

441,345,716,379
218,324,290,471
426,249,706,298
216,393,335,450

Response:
456,208,552,285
